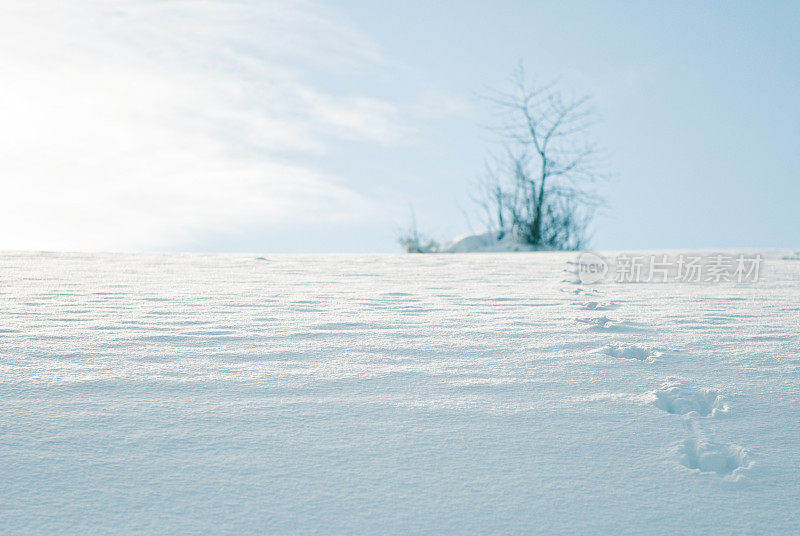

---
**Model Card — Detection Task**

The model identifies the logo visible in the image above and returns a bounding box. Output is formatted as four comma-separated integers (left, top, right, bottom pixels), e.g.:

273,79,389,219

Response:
576,252,609,284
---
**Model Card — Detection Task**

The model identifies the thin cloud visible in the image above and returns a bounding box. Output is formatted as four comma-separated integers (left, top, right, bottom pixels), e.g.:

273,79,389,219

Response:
0,0,398,251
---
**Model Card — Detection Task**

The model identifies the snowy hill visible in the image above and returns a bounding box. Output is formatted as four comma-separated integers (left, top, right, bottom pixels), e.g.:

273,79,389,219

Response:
431,231,542,253
1,251,799,534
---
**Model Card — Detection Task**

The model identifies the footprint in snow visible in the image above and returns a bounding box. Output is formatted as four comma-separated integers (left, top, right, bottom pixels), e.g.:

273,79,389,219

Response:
577,300,615,310
575,315,619,329
599,344,661,362
562,288,600,295
675,438,751,480
651,379,729,417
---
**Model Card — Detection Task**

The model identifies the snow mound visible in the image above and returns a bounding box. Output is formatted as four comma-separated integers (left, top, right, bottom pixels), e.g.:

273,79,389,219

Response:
431,231,544,253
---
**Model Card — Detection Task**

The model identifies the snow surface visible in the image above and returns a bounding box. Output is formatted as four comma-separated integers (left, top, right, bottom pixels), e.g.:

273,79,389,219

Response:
1,251,799,534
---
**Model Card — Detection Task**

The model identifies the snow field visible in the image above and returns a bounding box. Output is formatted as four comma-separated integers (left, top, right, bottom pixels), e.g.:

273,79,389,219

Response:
0,251,798,534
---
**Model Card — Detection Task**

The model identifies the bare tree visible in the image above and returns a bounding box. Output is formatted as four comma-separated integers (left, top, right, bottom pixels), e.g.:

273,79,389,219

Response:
479,65,603,250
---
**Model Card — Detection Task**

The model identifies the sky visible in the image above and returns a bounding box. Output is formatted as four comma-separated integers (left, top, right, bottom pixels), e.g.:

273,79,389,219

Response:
1,0,798,253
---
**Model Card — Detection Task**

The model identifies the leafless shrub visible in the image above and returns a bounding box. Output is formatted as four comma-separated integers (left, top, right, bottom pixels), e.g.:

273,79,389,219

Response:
397,208,439,253
478,65,604,250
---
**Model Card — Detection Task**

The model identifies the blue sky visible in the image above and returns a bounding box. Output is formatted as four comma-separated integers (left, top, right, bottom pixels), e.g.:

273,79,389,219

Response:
1,1,798,252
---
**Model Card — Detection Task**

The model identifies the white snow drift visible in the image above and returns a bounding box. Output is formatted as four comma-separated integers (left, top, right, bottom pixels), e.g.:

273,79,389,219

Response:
0,250,798,534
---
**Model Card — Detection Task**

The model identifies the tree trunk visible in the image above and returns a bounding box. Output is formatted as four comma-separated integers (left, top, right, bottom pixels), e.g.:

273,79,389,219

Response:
531,157,547,244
